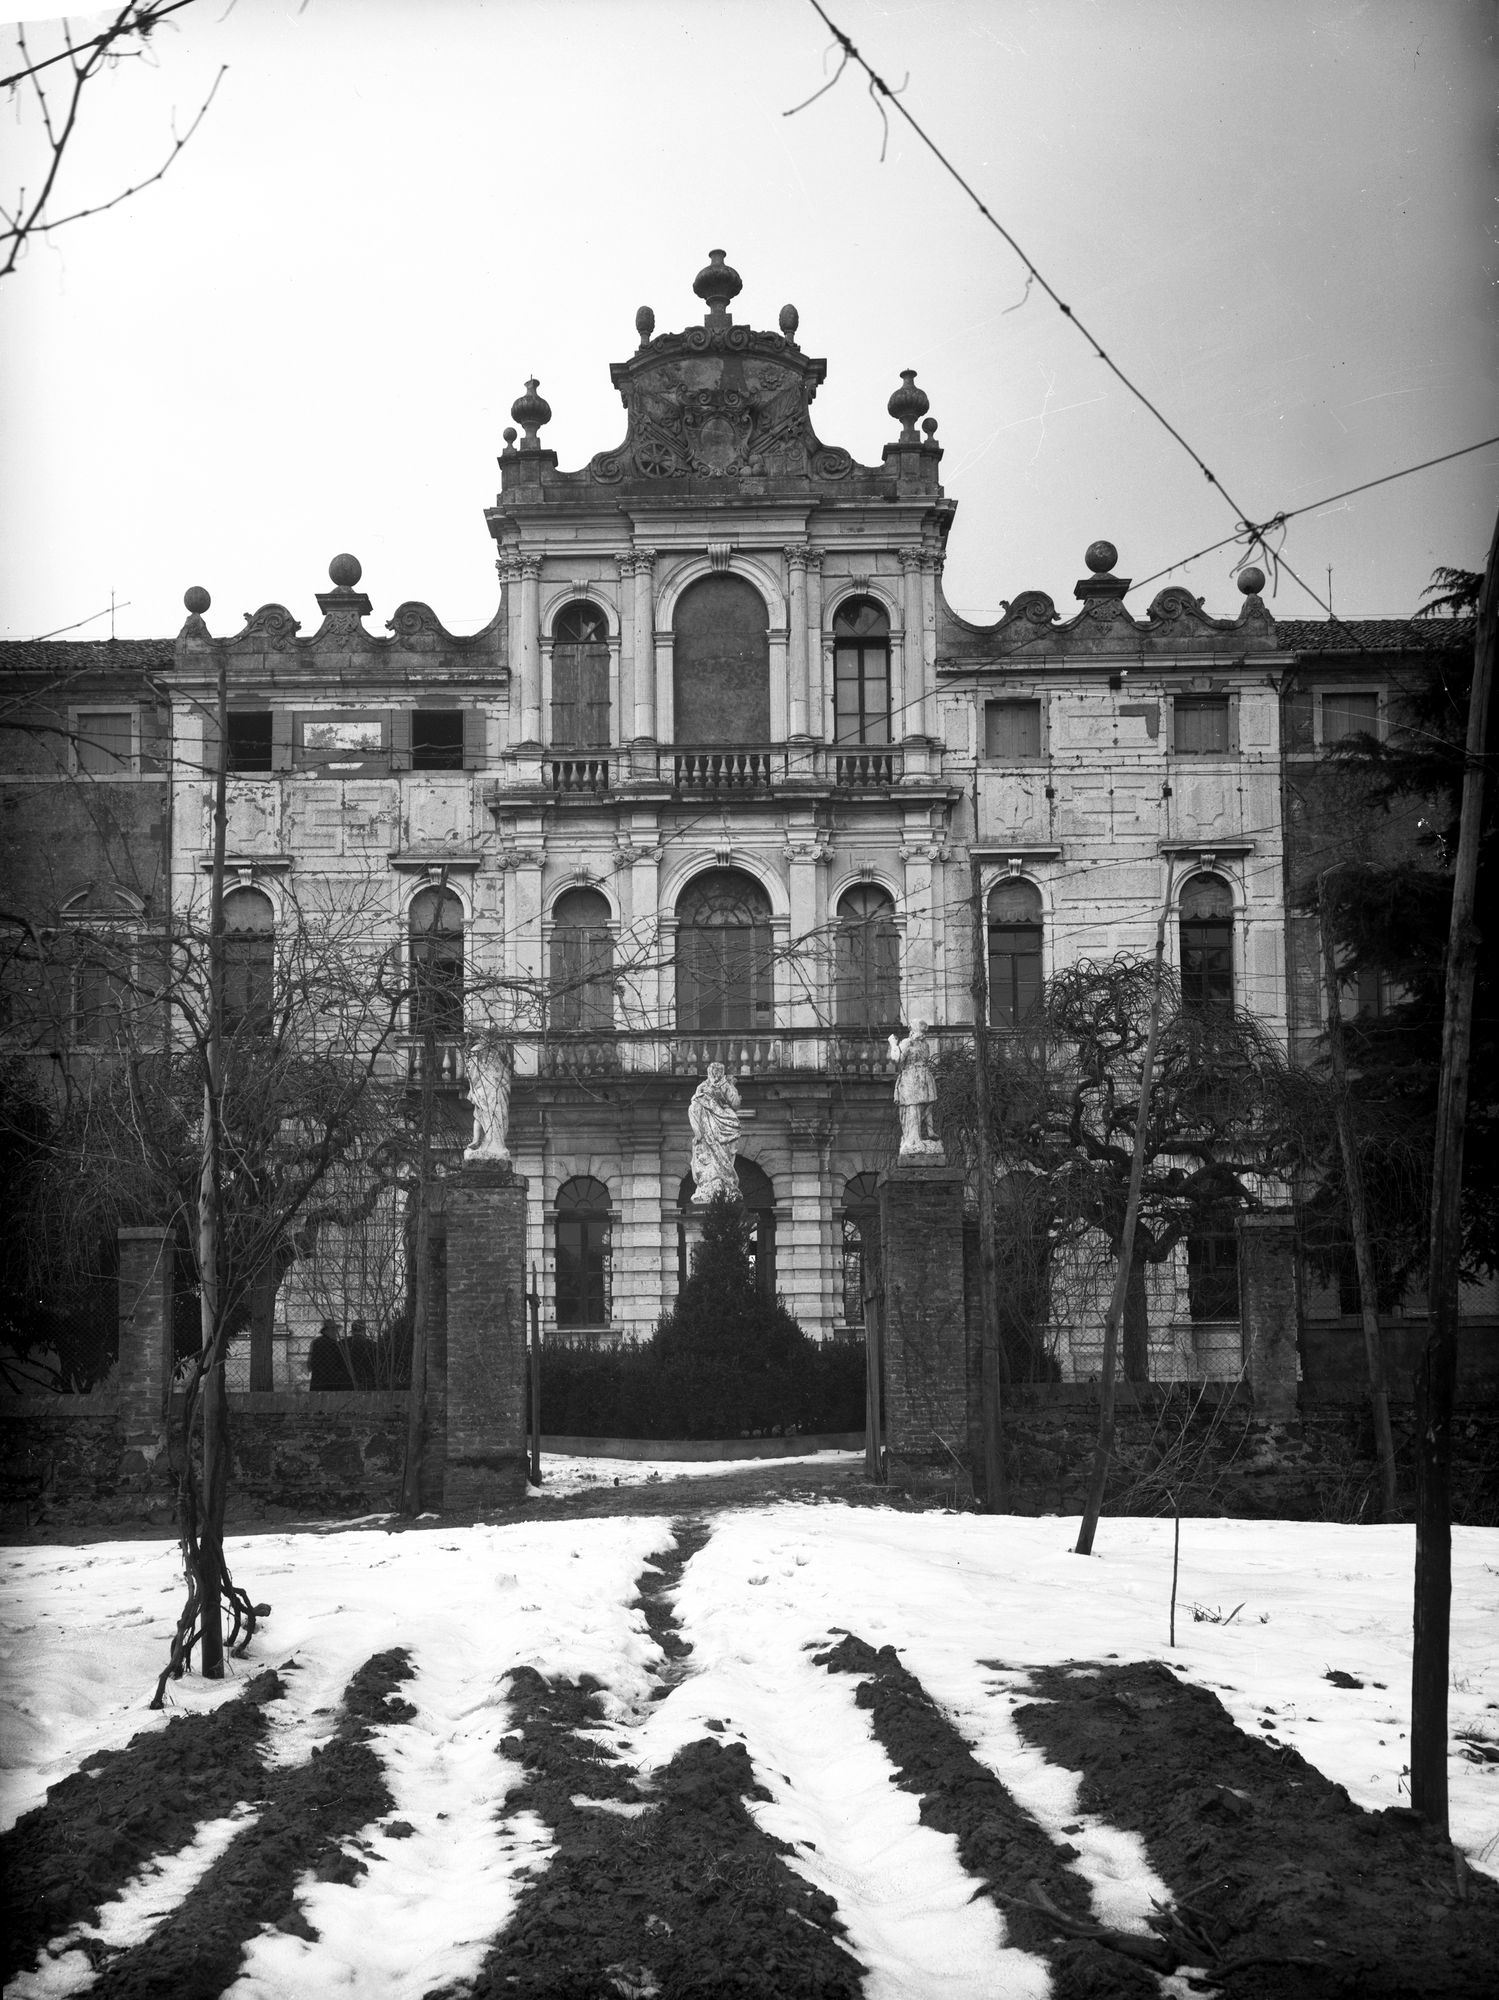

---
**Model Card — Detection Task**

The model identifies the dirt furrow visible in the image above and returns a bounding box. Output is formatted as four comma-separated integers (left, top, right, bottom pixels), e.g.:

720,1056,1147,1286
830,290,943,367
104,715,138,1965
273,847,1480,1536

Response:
815,1633,1164,1997
84,1649,414,2000
1012,1658,1499,1998
448,1519,864,2000
0,1667,282,1987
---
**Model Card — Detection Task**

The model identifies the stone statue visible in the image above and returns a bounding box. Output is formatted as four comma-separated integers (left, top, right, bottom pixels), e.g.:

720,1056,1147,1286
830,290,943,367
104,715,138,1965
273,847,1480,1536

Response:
463,1030,514,1164
888,1020,943,1160
688,1061,742,1203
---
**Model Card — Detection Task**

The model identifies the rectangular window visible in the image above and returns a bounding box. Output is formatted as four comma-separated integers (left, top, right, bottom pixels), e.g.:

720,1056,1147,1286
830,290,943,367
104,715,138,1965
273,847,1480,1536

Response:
1187,1233,1239,1321
74,710,133,775
227,711,274,773
412,710,465,770
1322,690,1379,744
834,646,891,746
984,699,1042,760
1173,696,1230,755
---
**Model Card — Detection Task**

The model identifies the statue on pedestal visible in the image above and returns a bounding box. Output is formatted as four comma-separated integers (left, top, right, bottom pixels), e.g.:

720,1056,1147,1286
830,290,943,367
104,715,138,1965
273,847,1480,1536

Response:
689,1061,742,1203
889,1020,944,1161
463,1028,514,1164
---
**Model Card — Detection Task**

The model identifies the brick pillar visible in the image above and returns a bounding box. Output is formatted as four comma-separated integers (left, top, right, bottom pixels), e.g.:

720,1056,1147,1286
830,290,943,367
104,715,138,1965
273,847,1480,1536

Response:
443,1162,529,1510
878,1165,973,1499
117,1226,174,1464
1237,1211,1300,1421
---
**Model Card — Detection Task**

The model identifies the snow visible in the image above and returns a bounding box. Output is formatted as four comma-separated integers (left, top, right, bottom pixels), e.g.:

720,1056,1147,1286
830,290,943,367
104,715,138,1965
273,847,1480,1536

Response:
3,1502,1497,1999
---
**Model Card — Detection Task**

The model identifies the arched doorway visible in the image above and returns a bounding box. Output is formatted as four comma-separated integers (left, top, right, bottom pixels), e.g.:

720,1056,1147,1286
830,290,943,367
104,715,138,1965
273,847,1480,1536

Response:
673,575,769,743
677,1156,776,1299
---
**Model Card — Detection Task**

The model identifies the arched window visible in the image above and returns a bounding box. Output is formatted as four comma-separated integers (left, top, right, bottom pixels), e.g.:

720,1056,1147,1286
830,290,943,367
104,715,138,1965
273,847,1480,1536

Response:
555,1175,612,1328
673,575,769,744
551,601,610,750
675,869,773,1032
842,1170,880,1326
678,1157,776,1299
550,887,614,1031
987,880,1044,1027
835,885,900,1032
409,886,464,1041
832,598,891,746
223,887,274,1035
1180,876,1234,1015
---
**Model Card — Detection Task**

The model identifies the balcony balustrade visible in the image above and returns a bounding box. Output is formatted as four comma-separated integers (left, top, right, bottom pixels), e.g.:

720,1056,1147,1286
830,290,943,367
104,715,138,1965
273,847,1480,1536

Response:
530,1026,946,1080
493,745,908,804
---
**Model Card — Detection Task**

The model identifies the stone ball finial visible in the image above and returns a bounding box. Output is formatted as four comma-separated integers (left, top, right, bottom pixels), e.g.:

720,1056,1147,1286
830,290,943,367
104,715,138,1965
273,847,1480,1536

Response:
693,248,742,314
502,426,518,446
635,304,655,343
183,585,211,616
1237,565,1266,596
779,302,799,339
510,377,552,442
1084,540,1118,575
328,553,362,589
888,368,930,440
921,416,939,440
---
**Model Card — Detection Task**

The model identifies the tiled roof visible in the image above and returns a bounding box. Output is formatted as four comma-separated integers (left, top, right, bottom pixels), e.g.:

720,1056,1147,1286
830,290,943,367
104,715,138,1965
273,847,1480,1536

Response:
1274,617,1474,654
0,638,174,673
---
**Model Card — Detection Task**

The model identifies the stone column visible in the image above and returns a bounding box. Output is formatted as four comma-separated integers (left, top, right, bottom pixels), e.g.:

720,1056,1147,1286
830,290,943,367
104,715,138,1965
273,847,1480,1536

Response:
878,1164,972,1498
804,549,825,741
442,1162,530,1509
786,545,811,739
899,548,926,741
632,549,657,743
1237,1210,1300,1421
117,1226,174,1463
518,555,543,745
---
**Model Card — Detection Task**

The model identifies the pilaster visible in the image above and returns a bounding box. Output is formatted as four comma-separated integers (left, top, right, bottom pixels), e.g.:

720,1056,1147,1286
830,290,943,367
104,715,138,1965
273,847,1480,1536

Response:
442,1163,530,1510
878,1165,972,1499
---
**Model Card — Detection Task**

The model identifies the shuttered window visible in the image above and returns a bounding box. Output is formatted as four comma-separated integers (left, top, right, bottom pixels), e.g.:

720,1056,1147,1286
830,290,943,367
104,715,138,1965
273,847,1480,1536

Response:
833,598,891,746
549,887,614,1031
551,602,611,749
835,885,900,1031
674,869,773,1032
987,880,1044,1026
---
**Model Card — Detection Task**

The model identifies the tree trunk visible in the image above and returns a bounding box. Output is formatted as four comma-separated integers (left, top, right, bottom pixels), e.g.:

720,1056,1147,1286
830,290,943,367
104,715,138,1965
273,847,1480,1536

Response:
198,649,229,1678
1411,508,1497,1831
1076,861,1174,1557
1121,1253,1149,1385
1318,870,1398,1520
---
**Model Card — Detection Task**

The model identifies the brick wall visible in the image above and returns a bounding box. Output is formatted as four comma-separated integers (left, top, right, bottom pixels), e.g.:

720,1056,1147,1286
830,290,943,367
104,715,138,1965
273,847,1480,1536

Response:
878,1165,973,1500
441,1164,529,1509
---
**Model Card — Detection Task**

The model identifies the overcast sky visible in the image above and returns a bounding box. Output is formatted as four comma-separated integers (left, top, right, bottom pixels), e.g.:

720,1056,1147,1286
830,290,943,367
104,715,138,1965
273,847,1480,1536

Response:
1,0,1493,642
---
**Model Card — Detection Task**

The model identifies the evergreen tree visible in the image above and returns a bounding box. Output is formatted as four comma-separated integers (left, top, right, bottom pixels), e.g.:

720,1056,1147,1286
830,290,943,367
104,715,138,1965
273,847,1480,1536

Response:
1307,568,1496,1292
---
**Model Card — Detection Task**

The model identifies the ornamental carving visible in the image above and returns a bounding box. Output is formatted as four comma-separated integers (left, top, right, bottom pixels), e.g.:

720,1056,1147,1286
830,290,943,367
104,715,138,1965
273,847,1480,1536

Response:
238,604,299,649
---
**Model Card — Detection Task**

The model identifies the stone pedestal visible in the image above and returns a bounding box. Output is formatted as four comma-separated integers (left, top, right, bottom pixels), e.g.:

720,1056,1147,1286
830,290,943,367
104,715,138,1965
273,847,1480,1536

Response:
442,1162,530,1511
878,1165,973,1500
1237,1211,1300,1421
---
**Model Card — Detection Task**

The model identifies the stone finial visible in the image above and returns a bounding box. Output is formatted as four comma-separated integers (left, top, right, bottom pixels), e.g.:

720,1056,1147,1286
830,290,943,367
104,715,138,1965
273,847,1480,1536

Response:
779,302,800,340
692,248,742,323
317,553,372,620
921,417,938,441
1075,539,1131,605
183,585,211,615
635,304,655,344
1238,565,1266,596
887,368,930,442
328,553,363,589
510,377,552,447
502,426,518,448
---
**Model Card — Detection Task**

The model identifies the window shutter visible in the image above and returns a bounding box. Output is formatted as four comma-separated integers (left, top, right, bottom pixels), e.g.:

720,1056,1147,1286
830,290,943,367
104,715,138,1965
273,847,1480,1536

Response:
581,647,610,749
551,651,579,748
1227,696,1240,754
390,708,412,772
199,706,221,782
461,707,485,770
271,709,293,771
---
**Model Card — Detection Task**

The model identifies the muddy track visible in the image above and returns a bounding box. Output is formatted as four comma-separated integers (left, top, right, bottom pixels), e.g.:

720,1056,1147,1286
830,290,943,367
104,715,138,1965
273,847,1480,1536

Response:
451,1518,864,2000
0,1666,282,1986
816,1633,1161,1997
1013,1659,1499,1997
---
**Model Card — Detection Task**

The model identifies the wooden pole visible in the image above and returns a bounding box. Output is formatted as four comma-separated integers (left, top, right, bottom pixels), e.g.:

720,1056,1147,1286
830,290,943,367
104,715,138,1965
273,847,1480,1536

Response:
528,1265,542,1488
1411,510,1498,1831
399,971,439,1515
1318,869,1398,1520
968,855,1008,1511
198,648,229,1676
1075,860,1174,1557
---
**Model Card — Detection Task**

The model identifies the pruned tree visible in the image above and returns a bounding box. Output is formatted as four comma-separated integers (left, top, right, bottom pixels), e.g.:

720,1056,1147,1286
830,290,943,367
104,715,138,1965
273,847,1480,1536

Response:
936,956,1315,1386
2,2,223,280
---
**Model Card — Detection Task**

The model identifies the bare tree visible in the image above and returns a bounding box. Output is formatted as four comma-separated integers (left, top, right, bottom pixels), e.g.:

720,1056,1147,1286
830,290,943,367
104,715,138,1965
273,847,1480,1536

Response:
2,1,223,280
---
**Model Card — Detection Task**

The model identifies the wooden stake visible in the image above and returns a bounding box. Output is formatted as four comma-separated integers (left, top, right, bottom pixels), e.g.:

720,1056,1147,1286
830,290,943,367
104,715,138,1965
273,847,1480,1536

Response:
1411,510,1498,1832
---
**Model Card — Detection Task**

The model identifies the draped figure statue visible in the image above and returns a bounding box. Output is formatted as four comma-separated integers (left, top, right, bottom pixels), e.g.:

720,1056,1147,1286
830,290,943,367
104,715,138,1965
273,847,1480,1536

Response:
688,1061,742,1203
888,1020,943,1160
464,1030,514,1164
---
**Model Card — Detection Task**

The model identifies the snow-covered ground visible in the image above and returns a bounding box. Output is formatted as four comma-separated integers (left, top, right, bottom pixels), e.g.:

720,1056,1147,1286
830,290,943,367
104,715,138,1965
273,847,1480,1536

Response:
2,1488,1497,1998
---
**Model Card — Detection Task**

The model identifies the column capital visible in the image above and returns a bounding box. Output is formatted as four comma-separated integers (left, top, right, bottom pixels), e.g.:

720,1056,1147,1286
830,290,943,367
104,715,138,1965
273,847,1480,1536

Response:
898,546,925,573
495,553,523,583
517,554,544,581
783,542,822,572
